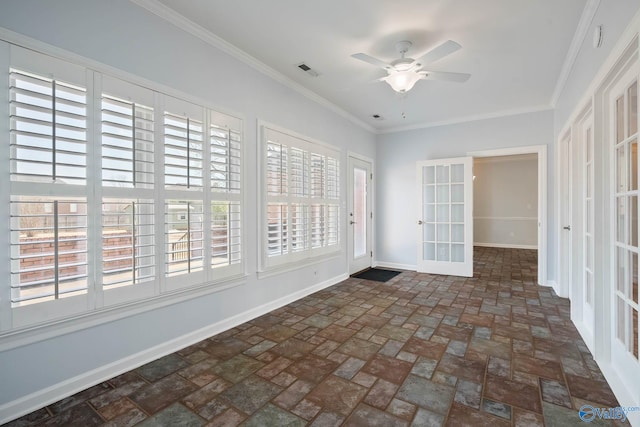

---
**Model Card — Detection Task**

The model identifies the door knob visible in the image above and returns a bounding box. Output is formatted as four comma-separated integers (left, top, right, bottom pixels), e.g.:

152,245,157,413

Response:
350,221,356,225
418,220,424,225
563,225,571,231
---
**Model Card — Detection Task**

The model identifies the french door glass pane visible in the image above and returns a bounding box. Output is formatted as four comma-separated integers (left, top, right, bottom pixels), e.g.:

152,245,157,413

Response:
353,167,367,258
617,96,625,143
629,81,637,136
631,142,638,191
424,224,435,241
585,235,592,269
436,165,449,183
618,247,627,293
425,204,436,222
424,243,435,261
424,166,435,184
586,128,592,162
436,205,449,222
437,243,450,261
586,272,593,305
632,308,639,359
451,184,464,203
437,185,449,203
632,252,638,304
424,185,435,203
451,164,464,183
617,197,626,242
451,204,464,222
617,297,626,342
451,224,464,243
631,195,638,247
451,244,464,262
437,224,450,243
617,146,626,192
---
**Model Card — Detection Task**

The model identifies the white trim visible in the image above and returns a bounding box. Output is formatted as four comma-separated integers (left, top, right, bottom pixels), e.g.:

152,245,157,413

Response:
129,0,375,134
573,317,595,355
474,216,537,221
0,271,348,425
256,253,342,280
378,105,552,135
473,154,538,164
473,243,538,250
373,261,416,271
468,145,548,286
546,280,561,295
598,362,640,426
551,0,601,106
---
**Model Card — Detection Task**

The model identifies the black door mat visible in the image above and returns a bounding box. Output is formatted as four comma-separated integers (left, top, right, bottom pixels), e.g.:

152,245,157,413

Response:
351,268,402,282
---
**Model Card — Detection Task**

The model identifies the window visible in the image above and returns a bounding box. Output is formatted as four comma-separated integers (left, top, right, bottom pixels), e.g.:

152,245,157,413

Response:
8,47,91,326
3,46,243,329
262,126,340,269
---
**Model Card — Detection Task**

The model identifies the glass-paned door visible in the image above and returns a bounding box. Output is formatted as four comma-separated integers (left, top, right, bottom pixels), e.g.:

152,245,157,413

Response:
583,117,595,335
610,65,639,396
348,156,372,274
417,157,473,277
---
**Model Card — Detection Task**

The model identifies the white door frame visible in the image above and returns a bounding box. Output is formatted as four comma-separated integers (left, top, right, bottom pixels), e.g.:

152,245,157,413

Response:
468,145,548,287
347,152,374,274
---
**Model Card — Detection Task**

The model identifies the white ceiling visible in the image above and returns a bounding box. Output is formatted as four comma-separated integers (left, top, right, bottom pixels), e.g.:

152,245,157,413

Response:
150,0,587,132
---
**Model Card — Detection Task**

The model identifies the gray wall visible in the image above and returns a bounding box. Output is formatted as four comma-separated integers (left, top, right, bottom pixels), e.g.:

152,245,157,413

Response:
0,0,375,410
473,155,538,248
375,110,553,270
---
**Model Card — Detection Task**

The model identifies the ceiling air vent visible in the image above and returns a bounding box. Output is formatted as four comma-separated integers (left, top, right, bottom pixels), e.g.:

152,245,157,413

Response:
297,63,319,77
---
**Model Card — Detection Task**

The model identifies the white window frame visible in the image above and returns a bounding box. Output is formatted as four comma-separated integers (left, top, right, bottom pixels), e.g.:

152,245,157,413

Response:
0,43,245,332
259,123,341,272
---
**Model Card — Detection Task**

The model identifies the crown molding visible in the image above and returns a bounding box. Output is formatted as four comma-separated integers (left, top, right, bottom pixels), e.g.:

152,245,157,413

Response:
129,0,376,133
377,104,553,134
550,0,601,107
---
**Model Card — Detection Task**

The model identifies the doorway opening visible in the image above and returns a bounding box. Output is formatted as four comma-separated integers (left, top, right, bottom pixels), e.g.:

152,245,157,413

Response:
469,145,548,286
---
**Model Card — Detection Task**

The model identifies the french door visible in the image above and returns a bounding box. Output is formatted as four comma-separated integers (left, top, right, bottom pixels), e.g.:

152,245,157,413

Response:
417,157,473,277
582,111,595,337
559,131,573,298
348,156,372,274
609,62,639,395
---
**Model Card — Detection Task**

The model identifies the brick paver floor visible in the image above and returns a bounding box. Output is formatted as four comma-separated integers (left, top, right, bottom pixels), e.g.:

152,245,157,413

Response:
6,247,621,426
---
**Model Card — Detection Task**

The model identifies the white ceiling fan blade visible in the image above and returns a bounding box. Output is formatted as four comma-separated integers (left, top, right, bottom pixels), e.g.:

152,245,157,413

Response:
420,71,471,83
351,53,393,70
417,40,462,65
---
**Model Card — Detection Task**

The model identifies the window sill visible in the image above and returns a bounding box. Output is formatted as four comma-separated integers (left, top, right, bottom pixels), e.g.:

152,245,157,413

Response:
257,251,342,279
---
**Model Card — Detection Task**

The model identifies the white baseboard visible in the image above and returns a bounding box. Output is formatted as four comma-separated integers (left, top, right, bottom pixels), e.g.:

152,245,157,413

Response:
0,273,347,425
545,280,569,298
473,242,538,250
373,261,416,271
571,317,595,355
598,362,640,426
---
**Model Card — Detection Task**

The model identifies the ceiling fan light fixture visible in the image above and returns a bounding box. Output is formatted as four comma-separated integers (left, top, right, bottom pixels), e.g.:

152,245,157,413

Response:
385,70,421,93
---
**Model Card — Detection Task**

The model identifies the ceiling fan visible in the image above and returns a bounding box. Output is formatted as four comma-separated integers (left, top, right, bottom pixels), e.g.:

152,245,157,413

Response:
351,40,471,94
